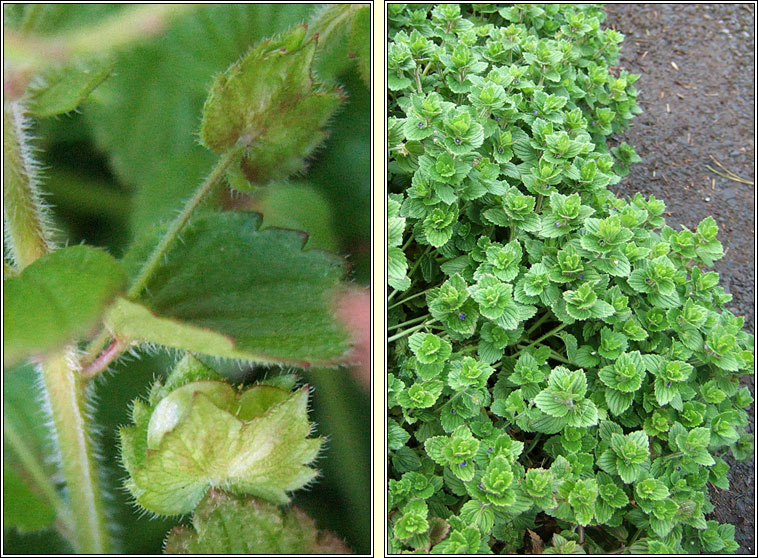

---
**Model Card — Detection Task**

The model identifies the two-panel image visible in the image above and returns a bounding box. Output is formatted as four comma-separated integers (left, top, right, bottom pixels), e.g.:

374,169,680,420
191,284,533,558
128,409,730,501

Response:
2,3,755,557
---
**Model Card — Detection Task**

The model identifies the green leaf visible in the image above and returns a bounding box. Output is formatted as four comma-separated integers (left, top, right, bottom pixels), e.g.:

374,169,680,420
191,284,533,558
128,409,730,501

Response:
3,364,63,535
200,24,343,186
253,182,340,252
534,389,571,418
3,468,56,533
605,388,634,416
120,355,322,515
110,212,351,367
458,500,495,536
615,461,641,484
4,245,126,367
164,489,350,554
388,419,411,451
347,6,370,87
27,55,116,117
567,399,599,428
634,478,669,501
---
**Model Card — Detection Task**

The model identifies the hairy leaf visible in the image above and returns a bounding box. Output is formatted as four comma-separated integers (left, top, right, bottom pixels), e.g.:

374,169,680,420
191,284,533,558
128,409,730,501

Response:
4,245,126,367
110,212,352,367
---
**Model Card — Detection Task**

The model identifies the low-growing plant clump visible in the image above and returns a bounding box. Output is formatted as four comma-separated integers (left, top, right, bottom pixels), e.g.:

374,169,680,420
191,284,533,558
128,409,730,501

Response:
387,4,754,554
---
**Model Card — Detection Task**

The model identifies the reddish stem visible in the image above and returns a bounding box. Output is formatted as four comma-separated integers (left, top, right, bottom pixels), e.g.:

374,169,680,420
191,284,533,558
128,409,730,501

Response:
81,338,127,379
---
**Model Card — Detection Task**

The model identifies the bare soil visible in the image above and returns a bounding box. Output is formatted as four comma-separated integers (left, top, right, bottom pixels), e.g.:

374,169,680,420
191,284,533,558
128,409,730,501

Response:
605,4,755,553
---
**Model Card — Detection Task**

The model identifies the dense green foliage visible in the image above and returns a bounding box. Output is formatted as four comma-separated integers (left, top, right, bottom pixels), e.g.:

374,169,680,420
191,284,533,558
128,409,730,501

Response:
387,4,754,554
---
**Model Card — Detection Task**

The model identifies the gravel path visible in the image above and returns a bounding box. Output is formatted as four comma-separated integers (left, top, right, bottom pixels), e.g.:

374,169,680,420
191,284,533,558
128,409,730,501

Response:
605,4,755,553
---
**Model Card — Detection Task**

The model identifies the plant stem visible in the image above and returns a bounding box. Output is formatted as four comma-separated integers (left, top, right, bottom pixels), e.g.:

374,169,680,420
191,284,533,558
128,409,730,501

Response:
514,323,567,357
535,194,544,214
414,64,423,94
525,311,552,336
4,100,111,551
80,328,112,371
388,288,432,310
81,337,129,379
406,245,431,280
388,314,429,332
628,527,642,547
525,432,542,455
82,145,248,375
546,348,571,365
388,319,438,343
3,101,55,269
39,348,112,553
127,143,246,299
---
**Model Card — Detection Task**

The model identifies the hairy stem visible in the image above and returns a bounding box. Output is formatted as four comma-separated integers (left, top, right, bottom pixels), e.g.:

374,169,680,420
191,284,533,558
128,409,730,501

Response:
4,100,111,551
3,101,55,269
39,348,112,553
81,144,249,376
127,143,246,299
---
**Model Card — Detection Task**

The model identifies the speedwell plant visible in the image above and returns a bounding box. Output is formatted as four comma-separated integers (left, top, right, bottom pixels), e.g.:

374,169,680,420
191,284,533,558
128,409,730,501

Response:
4,4,368,554
387,4,754,554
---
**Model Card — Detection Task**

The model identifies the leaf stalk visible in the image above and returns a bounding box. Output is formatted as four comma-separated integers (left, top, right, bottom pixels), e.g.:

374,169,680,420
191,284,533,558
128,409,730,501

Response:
127,142,247,299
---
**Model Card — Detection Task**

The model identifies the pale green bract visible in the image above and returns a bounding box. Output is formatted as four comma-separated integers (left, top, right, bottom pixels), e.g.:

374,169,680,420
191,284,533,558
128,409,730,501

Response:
200,24,342,187
120,355,322,516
